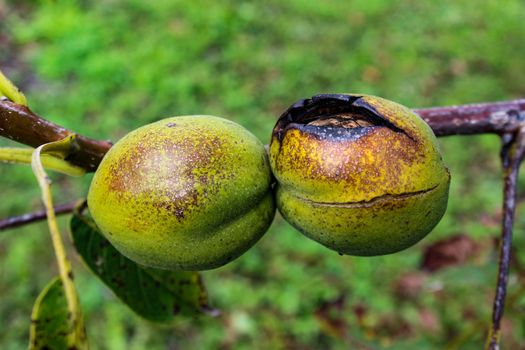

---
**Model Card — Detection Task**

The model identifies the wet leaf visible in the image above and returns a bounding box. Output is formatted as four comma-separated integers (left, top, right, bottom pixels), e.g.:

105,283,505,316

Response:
70,212,218,322
29,277,88,350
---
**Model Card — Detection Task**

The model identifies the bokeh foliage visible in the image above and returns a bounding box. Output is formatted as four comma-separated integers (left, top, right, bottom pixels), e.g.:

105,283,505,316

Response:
1,0,525,349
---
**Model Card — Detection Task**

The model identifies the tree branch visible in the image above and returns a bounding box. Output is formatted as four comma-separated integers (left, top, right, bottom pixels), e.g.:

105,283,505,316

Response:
414,99,525,136
2,98,525,172
0,99,112,172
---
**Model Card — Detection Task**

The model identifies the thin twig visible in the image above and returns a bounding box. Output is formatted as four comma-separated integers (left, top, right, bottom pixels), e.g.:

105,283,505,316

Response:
0,201,77,231
485,127,525,350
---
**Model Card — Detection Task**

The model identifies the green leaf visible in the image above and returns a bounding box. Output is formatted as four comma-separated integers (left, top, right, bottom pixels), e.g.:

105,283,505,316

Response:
29,277,88,350
70,212,218,323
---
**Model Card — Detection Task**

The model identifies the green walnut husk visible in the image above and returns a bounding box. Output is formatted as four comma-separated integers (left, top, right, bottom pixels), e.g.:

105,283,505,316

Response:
270,94,450,256
88,116,275,270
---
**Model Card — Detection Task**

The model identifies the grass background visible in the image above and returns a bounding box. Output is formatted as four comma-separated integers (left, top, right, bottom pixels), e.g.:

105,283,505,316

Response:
1,0,525,349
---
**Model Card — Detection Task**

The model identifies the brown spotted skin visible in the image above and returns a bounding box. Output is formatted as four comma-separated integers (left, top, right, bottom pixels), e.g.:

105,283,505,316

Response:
88,116,275,270
270,94,450,256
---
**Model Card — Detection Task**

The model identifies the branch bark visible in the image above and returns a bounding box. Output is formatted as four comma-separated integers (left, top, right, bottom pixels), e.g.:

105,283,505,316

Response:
0,99,112,172
414,99,525,136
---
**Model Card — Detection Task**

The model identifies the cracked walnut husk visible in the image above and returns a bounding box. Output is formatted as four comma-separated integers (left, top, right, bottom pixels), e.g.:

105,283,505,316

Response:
270,94,450,256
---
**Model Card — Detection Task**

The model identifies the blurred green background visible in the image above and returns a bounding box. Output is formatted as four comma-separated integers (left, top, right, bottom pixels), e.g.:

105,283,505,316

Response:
1,0,525,349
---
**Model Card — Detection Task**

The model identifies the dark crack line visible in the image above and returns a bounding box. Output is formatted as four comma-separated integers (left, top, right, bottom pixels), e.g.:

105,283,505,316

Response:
282,184,440,208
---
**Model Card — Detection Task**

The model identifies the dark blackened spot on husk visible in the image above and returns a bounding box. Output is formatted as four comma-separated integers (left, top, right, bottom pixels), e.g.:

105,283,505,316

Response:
273,94,409,143
290,124,376,142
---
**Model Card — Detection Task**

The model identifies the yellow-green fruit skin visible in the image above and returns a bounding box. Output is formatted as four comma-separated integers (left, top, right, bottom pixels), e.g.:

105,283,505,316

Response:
87,116,275,270
270,94,450,256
